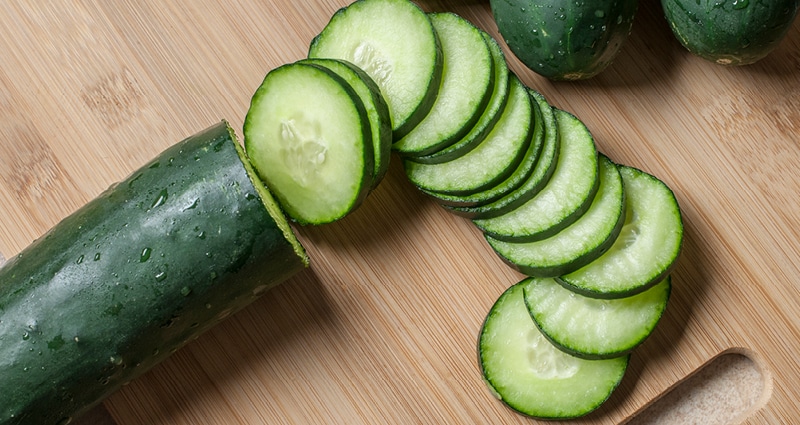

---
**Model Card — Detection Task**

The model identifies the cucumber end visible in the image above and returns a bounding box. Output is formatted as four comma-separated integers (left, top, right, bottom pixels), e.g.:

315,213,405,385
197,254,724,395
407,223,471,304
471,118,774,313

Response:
228,122,309,267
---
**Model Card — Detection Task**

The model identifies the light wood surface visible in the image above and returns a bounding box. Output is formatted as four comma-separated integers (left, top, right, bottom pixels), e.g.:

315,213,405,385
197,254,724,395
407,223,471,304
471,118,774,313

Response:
1,1,798,424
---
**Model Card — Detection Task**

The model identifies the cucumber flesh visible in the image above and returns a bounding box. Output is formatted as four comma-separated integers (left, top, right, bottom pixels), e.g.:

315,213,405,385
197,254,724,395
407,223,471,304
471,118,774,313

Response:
522,276,671,359
308,0,442,139
487,154,625,277
450,89,559,219
410,31,511,164
403,75,532,195
392,12,494,156
479,281,629,419
300,58,392,189
474,108,598,242
244,62,374,225
558,164,684,298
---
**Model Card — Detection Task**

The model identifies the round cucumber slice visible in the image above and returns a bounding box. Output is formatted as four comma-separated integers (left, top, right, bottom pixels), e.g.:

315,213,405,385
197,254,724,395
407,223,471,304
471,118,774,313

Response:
308,0,442,139
474,108,598,242
487,154,625,277
522,276,671,359
392,12,495,156
479,281,629,419
244,62,374,225
300,58,392,189
558,164,684,298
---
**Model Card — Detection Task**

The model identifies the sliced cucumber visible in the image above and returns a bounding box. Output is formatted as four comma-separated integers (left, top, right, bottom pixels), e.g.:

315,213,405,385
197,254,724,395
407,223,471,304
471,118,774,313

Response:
487,154,625,277
409,31,511,164
403,75,532,195
423,93,544,208
479,281,629,419
449,89,559,219
308,0,442,139
474,108,598,242
392,12,494,156
244,62,374,225
558,164,684,297
522,276,671,360
300,58,392,189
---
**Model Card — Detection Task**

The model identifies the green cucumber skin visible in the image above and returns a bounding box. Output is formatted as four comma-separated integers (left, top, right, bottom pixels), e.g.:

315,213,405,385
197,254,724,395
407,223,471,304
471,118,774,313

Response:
0,123,308,425
490,0,637,80
662,0,799,65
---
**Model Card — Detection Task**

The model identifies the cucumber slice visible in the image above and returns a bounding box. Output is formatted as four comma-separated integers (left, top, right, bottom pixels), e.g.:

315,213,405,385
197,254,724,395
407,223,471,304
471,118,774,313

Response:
409,31,511,164
558,165,684,297
300,58,392,189
479,281,629,419
244,62,374,225
403,75,532,195
392,12,494,156
422,92,544,208
450,89,559,219
487,154,625,277
474,108,598,242
308,0,442,139
522,276,671,360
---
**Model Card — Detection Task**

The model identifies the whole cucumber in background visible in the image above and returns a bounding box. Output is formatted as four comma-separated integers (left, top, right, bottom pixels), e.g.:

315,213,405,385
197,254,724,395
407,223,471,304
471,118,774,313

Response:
662,0,799,65
489,0,638,80
0,122,308,425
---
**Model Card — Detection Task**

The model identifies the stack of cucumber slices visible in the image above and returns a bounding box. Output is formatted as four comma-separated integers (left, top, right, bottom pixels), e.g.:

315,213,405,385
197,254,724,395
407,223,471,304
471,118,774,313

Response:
243,0,684,419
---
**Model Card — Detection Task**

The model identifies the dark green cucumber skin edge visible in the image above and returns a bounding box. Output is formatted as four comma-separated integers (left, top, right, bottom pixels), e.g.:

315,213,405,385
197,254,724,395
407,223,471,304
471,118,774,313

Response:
662,0,799,65
490,0,638,80
0,122,308,425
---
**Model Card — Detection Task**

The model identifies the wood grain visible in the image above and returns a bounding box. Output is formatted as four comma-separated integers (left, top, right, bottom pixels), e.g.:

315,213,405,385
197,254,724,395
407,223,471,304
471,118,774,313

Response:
1,0,798,423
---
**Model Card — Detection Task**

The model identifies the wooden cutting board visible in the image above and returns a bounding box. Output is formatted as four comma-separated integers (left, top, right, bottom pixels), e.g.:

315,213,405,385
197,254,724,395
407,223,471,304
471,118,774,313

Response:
1,0,798,423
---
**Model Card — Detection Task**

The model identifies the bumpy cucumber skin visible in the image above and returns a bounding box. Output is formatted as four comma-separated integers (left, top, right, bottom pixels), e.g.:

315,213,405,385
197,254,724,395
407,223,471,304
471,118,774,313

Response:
662,0,799,65
0,123,308,425
490,0,637,80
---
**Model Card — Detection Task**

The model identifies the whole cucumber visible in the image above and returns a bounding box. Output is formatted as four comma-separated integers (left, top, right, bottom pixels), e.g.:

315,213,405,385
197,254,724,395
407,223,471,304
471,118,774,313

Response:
662,0,799,65
0,122,308,425
490,0,638,80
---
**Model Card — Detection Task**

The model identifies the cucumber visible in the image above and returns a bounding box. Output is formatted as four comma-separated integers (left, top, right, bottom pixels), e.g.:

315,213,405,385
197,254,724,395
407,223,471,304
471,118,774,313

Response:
486,154,625,277
300,58,392,189
490,0,638,80
522,276,671,359
447,89,559,219
662,0,799,65
403,75,532,195
0,122,308,425
410,31,511,165
392,12,495,156
474,108,599,242
558,164,684,298
478,281,629,419
244,61,375,225
423,91,545,208
308,0,442,139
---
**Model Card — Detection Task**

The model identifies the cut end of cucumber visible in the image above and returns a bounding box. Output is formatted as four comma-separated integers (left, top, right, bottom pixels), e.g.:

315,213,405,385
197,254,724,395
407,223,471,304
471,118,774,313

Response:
230,122,309,267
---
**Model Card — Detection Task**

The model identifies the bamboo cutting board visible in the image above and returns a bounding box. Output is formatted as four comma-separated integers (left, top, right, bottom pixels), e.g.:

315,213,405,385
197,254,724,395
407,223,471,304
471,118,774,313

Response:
1,0,799,423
